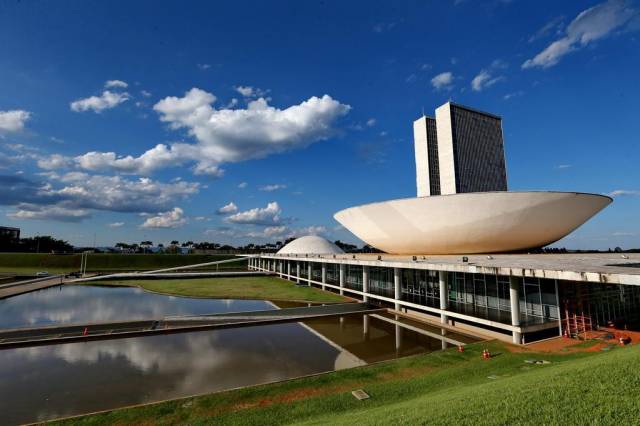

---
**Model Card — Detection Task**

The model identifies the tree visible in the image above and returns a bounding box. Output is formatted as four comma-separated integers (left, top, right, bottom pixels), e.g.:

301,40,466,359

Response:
170,240,179,246
334,240,357,253
0,235,73,253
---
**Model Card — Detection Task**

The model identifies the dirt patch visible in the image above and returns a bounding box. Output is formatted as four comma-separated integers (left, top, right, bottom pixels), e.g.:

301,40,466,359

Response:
216,363,440,415
527,337,584,353
584,342,610,352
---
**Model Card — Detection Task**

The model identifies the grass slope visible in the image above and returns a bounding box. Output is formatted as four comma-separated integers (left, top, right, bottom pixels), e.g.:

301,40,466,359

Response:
80,276,349,303
0,253,241,274
54,341,640,425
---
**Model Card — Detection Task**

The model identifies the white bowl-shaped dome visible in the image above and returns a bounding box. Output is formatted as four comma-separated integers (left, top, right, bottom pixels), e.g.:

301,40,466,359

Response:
277,236,344,255
334,191,611,255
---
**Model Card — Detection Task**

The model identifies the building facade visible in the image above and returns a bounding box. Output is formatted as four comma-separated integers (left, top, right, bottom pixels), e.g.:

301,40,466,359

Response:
0,226,20,240
249,253,640,344
414,102,508,196
413,116,440,196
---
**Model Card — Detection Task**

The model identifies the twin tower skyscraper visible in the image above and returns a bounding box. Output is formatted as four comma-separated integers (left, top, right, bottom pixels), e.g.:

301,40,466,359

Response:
413,102,508,197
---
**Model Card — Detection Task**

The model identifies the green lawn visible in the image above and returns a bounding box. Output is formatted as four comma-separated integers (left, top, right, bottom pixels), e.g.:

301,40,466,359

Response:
0,253,243,274
53,341,640,425
78,276,349,303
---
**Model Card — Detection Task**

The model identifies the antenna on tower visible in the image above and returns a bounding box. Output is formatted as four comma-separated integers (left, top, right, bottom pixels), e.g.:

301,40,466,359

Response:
421,106,425,117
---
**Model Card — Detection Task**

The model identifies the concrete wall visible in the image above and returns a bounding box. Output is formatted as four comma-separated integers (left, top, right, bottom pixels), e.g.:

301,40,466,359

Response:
413,116,432,197
435,103,457,195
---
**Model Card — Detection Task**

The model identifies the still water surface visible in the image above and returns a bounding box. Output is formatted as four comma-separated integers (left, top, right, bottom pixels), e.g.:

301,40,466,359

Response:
0,285,274,328
0,286,477,424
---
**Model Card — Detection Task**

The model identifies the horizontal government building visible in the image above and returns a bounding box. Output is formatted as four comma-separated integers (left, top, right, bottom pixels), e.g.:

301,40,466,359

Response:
249,247,640,344
249,102,635,345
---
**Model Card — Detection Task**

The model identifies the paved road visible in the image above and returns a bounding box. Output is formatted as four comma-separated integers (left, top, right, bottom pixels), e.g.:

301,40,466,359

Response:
0,276,64,299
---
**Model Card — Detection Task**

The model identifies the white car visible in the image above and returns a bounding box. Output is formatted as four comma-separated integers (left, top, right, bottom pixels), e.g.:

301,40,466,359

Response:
36,271,50,277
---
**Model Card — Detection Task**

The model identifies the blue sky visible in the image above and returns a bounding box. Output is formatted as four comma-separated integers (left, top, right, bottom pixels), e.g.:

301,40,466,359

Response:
1,0,639,249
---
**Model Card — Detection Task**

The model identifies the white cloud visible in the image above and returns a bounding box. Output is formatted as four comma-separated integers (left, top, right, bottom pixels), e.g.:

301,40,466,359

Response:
373,22,397,33
105,80,128,89
108,222,125,228
234,86,269,98
528,16,565,43
259,184,287,192
37,154,75,170
48,88,349,177
8,204,91,222
471,70,504,91
151,87,350,174
197,63,211,70
70,90,130,113
555,164,572,169
238,182,248,189
53,174,199,212
523,0,637,69
140,90,152,98
235,86,254,97
246,225,327,240
431,72,454,90
1,173,199,219
140,207,187,229
366,118,376,127
216,202,238,214
225,201,282,225
0,110,31,133
608,189,640,197
503,91,525,100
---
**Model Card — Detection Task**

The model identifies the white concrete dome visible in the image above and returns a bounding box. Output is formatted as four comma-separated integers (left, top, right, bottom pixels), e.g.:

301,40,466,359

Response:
277,236,344,255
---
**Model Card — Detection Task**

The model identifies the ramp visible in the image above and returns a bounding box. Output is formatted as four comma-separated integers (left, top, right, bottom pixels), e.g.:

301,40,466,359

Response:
0,303,381,349
0,276,63,299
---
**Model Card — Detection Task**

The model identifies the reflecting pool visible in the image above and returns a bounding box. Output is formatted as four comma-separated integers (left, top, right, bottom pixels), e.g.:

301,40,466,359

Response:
0,285,274,328
0,286,478,424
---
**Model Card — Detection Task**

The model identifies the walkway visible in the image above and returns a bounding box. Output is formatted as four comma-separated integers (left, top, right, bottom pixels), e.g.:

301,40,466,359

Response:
0,302,381,349
0,276,64,299
70,270,273,283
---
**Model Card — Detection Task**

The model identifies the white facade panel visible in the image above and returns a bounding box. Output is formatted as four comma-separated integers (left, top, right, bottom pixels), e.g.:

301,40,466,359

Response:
413,116,431,197
435,103,457,195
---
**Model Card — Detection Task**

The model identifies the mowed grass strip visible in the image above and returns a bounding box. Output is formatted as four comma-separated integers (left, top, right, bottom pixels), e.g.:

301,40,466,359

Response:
79,276,349,303
52,341,640,425
0,253,242,274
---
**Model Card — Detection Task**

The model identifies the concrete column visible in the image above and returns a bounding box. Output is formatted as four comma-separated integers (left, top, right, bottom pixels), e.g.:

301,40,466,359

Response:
321,263,327,291
363,314,370,338
439,271,448,325
296,262,300,284
395,323,402,353
339,264,345,296
287,261,291,278
308,264,312,286
509,276,522,344
362,265,369,303
394,267,401,311
555,279,562,337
